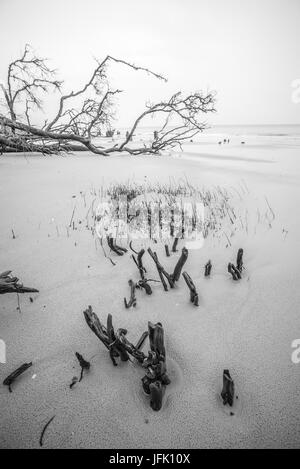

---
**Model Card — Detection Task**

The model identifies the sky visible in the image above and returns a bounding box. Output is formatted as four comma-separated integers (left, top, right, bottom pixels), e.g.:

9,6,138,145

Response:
0,0,300,127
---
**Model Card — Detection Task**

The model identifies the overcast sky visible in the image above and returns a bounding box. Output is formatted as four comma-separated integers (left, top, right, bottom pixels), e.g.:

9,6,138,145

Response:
0,0,299,127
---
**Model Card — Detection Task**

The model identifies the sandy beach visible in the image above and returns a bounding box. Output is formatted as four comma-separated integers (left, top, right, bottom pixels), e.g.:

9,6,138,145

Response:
1,132,300,449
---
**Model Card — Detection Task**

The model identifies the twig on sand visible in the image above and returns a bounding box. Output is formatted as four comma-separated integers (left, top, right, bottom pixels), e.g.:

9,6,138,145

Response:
69,205,76,228
135,331,149,350
39,416,55,447
75,352,90,382
3,362,33,392
164,244,170,257
182,271,199,306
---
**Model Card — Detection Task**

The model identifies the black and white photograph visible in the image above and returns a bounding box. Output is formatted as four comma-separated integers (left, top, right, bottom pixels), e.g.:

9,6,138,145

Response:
0,0,300,452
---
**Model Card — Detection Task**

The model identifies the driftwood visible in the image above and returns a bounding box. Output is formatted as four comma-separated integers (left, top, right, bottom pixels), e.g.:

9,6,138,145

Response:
124,279,137,308
132,249,152,295
228,263,241,281
221,369,235,407
182,271,199,306
75,352,90,382
147,248,174,290
135,331,149,350
141,322,171,411
172,237,179,253
83,306,145,365
171,247,188,282
236,248,244,273
164,244,170,257
39,416,55,447
0,270,39,295
3,362,32,392
204,260,212,277
107,237,128,256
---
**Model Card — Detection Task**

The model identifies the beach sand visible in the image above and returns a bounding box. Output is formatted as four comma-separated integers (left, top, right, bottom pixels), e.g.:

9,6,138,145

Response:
0,134,300,448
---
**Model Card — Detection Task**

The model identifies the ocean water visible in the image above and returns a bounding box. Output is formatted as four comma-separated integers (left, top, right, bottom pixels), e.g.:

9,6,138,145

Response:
119,124,300,140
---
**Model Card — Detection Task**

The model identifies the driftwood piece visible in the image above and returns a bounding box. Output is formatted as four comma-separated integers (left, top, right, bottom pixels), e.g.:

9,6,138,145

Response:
75,352,90,382
236,248,244,273
171,247,188,282
124,279,137,308
147,248,174,290
172,237,179,252
228,263,241,281
83,306,145,365
132,249,152,295
164,245,170,257
0,271,39,295
182,271,199,306
39,416,55,447
135,331,149,350
149,381,163,411
3,362,32,392
204,260,212,277
107,237,128,256
141,322,171,411
221,369,235,407
148,321,166,358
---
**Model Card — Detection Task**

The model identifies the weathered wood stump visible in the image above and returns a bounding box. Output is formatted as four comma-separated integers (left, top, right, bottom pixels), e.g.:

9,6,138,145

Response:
221,369,235,407
236,248,244,273
182,271,199,306
141,322,171,411
228,263,241,280
204,260,212,277
171,247,188,282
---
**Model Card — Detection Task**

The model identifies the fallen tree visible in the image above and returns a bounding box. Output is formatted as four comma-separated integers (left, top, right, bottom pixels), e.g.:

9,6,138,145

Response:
0,45,216,156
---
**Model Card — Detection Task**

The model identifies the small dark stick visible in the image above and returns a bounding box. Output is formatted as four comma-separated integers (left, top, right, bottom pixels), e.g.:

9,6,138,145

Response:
172,237,179,252
3,362,32,392
135,331,149,350
182,271,199,306
39,416,55,447
236,248,244,273
124,279,137,308
221,369,235,407
11,229,16,239
75,352,90,382
164,245,170,257
204,260,212,277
